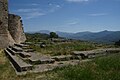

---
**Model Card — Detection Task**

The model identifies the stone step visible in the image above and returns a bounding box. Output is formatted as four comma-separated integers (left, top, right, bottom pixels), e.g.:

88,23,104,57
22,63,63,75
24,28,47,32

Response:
52,55,75,61
24,49,35,52
12,46,23,52
4,49,33,72
7,47,20,54
29,56,55,65
39,56,55,64
72,48,120,59
19,52,31,58
32,60,80,73
105,48,120,53
14,43,29,48
7,47,15,55
28,52,55,65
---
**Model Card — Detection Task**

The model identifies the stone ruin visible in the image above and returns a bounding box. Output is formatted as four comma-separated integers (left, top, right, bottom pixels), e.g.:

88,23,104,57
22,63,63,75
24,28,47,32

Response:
1,0,120,76
0,0,26,48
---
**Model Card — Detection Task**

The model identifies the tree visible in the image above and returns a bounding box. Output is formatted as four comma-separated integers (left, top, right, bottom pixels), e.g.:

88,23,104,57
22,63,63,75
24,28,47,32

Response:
115,40,120,46
50,32,59,38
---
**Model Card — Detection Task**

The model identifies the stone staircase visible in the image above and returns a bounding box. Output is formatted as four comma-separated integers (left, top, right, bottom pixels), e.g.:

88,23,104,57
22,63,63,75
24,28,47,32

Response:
4,43,120,75
4,49,32,72
72,48,120,59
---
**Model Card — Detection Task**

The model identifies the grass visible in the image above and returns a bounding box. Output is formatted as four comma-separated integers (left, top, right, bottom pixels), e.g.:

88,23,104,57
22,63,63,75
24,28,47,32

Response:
0,49,120,80
47,53,120,80
30,40,114,56
30,41,99,56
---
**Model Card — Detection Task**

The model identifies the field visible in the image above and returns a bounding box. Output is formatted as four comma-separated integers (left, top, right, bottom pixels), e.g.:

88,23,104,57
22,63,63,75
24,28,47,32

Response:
29,40,114,56
0,48,120,80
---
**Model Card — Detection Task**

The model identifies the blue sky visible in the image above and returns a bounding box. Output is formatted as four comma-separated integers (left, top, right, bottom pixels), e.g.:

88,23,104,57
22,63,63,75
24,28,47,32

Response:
9,0,120,32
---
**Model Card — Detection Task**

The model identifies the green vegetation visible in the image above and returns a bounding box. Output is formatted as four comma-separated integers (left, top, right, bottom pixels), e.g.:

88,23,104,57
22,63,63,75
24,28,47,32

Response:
50,32,59,38
0,50,120,80
29,39,113,56
25,32,59,43
26,33,114,56
25,33,49,42
115,40,120,46
0,33,118,80
30,41,97,55
50,53,120,80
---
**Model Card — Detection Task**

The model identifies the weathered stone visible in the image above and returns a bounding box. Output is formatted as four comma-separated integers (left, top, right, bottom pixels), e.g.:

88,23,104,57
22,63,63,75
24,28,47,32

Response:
0,0,15,48
7,47,15,55
0,0,26,48
72,48,120,59
39,56,55,64
12,46,23,52
5,49,33,72
19,52,31,58
29,53,55,64
8,14,26,44
14,43,29,48
52,55,73,61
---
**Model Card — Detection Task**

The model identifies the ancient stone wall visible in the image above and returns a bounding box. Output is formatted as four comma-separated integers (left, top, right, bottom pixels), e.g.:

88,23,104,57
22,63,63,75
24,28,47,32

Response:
0,0,15,48
8,14,26,44
0,0,26,48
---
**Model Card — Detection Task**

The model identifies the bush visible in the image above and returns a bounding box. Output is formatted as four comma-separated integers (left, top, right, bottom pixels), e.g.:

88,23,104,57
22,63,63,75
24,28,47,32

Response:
50,32,59,38
115,40,120,46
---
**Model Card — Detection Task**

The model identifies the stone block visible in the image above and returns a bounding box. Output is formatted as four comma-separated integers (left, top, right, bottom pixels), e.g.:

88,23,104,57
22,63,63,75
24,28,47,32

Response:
5,49,33,72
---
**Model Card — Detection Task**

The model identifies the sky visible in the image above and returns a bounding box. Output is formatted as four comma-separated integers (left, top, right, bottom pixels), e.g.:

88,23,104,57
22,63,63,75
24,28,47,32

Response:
9,0,120,33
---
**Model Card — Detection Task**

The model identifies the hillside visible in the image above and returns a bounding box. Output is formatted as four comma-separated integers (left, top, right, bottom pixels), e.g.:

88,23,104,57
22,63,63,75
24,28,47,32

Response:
34,30,120,43
25,33,50,42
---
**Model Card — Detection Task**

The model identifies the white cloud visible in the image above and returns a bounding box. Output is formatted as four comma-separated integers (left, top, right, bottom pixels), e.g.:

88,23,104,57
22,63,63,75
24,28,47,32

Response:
66,0,89,2
31,3,39,6
17,9,40,13
88,13,107,16
56,5,61,8
49,4,61,12
48,3,53,6
25,12,45,19
15,8,45,19
68,21,79,25
14,3,62,19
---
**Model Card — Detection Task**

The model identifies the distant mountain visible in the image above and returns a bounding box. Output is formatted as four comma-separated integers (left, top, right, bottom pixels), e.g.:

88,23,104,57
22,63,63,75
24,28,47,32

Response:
36,30,50,34
55,30,120,43
26,30,120,43
56,31,74,38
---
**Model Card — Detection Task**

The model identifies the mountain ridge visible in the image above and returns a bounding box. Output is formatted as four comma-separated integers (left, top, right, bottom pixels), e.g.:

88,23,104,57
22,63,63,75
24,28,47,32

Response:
26,30,120,43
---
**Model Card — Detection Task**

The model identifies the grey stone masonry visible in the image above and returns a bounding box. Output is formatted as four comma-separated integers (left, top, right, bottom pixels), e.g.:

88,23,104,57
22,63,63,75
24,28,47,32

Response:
5,49,33,72
72,48,120,59
19,52,31,58
0,0,15,48
52,55,74,61
0,0,26,48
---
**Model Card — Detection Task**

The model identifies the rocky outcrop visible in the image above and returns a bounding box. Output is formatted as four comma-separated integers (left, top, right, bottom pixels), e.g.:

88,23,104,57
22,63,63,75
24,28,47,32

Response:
0,0,26,48
8,14,26,44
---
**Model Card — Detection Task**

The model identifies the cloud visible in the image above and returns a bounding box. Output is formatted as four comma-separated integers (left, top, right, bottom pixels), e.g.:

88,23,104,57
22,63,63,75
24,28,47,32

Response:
17,9,40,13
25,12,45,19
31,3,39,6
14,3,62,19
65,0,89,2
88,13,108,16
68,21,79,25
49,4,61,13
15,8,45,19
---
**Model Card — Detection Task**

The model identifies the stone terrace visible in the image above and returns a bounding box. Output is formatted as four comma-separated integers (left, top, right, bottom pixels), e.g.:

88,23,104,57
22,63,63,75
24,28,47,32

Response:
4,43,120,75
